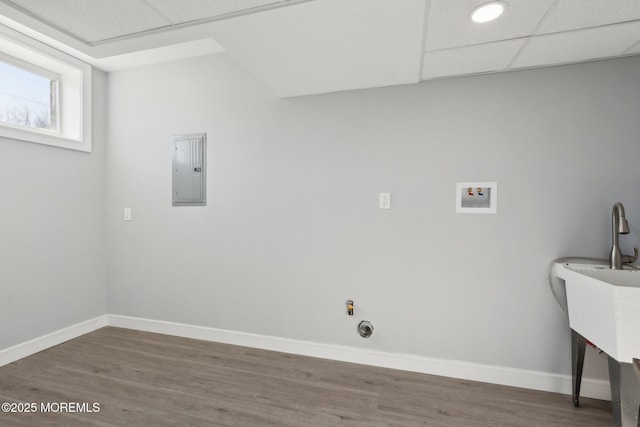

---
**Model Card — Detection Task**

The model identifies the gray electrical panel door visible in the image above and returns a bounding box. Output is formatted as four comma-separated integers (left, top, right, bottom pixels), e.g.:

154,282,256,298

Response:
172,133,206,206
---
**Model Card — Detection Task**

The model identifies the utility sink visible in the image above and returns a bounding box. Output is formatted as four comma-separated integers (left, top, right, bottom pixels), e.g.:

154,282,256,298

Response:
555,262,640,363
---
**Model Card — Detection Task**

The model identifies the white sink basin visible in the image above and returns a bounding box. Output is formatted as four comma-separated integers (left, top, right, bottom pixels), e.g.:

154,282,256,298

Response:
555,262,640,363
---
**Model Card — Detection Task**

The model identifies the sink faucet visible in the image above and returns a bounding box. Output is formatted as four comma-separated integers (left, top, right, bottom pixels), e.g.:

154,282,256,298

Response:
609,202,638,269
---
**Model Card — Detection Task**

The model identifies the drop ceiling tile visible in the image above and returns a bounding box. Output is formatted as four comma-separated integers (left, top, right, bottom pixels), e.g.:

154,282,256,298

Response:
144,0,281,24
7,0,172,43
512,21,640,69
209,0,426,97
535,0,640,35
422,39,525,80
425,0,556,51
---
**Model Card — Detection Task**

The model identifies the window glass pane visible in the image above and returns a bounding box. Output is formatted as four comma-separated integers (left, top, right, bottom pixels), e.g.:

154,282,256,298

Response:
0,59,57,131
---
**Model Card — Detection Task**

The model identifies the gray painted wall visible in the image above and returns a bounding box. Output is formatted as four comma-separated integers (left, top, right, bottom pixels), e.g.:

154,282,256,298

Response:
105,54,640,379
0,69,108,349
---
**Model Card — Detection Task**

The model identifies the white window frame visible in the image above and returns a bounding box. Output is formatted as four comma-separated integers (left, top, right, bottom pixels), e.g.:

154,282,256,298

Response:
0,24,92,152
0,51,60,133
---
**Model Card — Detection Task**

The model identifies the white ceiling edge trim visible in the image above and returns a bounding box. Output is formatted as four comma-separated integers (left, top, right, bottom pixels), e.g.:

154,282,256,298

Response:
420,52,640,83
0,10,225,71
0,2,90,53
0,9,94,63
0,0,316,58
95,39,224,72
88,0,318,47
0,1,187,58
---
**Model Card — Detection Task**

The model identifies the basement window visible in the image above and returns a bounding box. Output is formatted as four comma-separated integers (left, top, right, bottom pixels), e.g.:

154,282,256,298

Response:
0,55,58,132
0,24,92,152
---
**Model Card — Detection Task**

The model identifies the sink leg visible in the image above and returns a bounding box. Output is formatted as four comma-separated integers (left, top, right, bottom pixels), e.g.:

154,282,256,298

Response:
609,356,623,427
571,329,586,407
607,356,640,427
569,332,640,426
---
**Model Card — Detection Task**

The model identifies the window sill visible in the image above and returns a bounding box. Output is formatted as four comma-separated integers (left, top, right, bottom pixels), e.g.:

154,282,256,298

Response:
0,122,91,152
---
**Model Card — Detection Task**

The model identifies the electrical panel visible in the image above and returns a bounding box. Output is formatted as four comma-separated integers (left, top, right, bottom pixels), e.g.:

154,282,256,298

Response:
172,133,206,206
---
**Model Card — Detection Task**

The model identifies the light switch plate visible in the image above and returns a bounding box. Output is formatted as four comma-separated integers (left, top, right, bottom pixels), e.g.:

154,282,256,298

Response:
124,207,132,221
379,193,391,209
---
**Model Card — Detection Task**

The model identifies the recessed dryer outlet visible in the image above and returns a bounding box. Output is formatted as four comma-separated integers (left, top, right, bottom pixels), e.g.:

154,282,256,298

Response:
358,320,374,338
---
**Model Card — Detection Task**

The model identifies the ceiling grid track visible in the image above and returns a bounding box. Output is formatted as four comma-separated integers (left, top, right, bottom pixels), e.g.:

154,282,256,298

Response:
505,0,560,70
138,0,177,26
88,0,318,46
417,0,432,81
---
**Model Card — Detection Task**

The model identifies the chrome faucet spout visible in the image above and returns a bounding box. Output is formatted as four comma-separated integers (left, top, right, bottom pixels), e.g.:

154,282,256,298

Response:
613,202,629,235
610,202,637,269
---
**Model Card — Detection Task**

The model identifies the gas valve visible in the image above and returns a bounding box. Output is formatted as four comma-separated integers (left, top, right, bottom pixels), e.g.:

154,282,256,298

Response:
346,300,354,316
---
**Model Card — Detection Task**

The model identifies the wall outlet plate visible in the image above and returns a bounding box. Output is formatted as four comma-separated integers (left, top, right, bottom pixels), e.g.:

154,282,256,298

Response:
379,193,391,209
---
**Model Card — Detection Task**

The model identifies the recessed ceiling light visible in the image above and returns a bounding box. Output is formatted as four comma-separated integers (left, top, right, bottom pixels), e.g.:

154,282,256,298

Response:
470,2,506,23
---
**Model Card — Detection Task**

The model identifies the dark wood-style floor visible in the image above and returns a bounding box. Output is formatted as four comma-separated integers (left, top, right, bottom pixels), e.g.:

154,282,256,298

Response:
0,327,612,426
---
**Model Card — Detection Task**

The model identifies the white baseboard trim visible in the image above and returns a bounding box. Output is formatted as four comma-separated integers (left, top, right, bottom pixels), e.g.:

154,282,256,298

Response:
0,314,611,401
0,315,108,368
106,314,611,401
